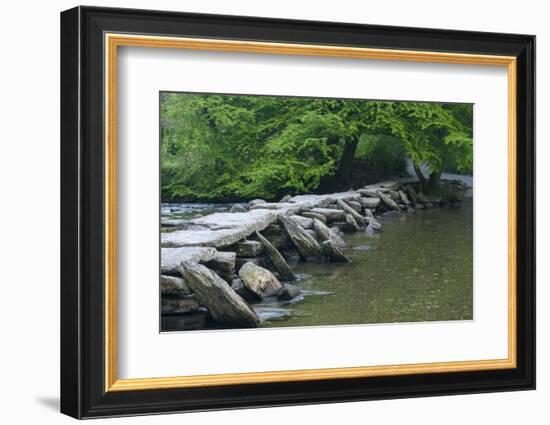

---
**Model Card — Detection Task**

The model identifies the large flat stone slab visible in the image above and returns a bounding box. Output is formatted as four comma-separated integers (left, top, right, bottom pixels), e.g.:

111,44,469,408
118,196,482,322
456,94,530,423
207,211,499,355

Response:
161,247,217,274
249,202,307,215
161,209,279,248
288,191,361,207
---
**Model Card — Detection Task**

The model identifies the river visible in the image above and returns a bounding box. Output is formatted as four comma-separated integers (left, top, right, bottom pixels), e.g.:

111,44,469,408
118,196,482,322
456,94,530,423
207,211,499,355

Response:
161,196,473,328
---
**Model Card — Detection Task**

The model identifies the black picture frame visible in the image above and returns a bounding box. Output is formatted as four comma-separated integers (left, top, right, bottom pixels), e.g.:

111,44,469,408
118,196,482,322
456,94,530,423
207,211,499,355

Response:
61,5,536,419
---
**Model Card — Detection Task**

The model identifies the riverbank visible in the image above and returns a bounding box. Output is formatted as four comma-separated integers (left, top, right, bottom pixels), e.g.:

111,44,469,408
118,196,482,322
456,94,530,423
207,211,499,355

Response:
160,177,470,331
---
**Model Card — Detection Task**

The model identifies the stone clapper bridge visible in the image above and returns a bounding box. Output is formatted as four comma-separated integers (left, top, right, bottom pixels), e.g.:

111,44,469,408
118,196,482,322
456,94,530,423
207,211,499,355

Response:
160,179,467,331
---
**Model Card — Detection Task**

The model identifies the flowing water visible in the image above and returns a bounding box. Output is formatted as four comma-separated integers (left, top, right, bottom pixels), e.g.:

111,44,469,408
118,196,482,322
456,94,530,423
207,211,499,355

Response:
161,198,473,328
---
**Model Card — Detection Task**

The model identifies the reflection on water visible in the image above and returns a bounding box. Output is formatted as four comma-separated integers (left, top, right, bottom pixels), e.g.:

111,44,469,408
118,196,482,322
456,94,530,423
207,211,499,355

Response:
262,198,473,328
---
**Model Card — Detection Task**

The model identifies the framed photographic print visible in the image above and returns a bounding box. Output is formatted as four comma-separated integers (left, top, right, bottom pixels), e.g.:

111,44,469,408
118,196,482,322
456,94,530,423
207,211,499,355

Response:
60,6,535,419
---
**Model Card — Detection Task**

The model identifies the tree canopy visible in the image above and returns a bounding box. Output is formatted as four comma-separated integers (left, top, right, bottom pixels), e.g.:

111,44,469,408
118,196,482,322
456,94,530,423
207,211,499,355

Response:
160,92,472,202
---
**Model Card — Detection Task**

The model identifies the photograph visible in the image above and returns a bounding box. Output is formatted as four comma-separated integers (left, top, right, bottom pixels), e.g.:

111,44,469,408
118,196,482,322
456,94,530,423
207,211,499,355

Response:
159,92,474,332
57,4,536,419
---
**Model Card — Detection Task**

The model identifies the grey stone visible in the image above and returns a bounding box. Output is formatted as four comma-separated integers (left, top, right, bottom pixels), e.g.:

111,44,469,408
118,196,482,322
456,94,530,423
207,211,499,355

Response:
255,231,295,281
161,219,188,228
161,247,218,275
310,208,346,222
365,216,382,230
389,190,400,201
277,283,302,300
205,251,236,278
347,200,362,212
345,213,361,231
379,180,402,191
280,216,324,259
179,261,259,327
300,211,327,223
229,203,247,213
337,199,366,227
232,240,264,257
249,202,304,215
305,229,319,241
160,275,192,296
378,190,401,211
360,197,381,209
236,257,266,270
162,209,278,248
358,188,379,197
249,199,267,207
289,214,314,229
263,232,290,250
239,262,283,298
161,296,201,314
398,190,410,204
231,278,260,302
322,240,350,263
312,218,346,248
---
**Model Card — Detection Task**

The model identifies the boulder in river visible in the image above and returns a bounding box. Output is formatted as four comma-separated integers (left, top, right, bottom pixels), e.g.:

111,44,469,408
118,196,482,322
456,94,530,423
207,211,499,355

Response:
322,239,350,263
206,251,236,281
347,200,362,212
255,231,295,281
231,277,260,302
289,215,314,229
358,188,379,197
239,262,283,298
160,275,192,296
277,283,302,300
300,211,327,223
249,199,266,207
312,218,346,248
378,190,401,211
232,240,264,257
280,194,292,202
360,197,381,209
337,199,366,227
229,203,247,213
378,180,401,191
179,261,259,327
365,216,382,230
310,208,346,222
280,216,325,259
398,190,410,204
345,213,362,231
389,190,400,201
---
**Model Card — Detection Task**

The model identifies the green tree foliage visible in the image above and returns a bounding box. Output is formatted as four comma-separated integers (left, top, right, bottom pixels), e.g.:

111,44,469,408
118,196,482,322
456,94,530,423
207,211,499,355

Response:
160,92,472,201
365,101,473,190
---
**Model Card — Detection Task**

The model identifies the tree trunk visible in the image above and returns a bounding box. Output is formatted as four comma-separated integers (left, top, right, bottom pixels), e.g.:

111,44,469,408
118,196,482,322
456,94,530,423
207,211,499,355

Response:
428,170,442,191
413,161,428,191
335,137,359,187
